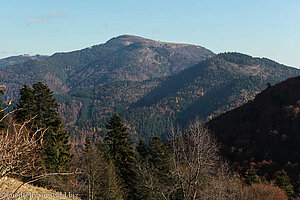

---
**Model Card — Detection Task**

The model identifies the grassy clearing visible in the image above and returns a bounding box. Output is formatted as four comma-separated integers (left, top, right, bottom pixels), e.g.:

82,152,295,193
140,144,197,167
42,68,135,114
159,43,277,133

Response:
0,177,80,199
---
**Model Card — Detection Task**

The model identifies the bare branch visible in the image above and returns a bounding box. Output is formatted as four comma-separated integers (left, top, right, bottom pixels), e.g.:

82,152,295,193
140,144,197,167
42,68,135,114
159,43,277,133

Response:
0,117,45,195
170,119,225,199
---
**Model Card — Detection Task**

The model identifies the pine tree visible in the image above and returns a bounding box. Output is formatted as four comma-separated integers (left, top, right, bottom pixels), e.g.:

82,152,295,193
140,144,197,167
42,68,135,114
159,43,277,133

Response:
15,85,35,122
149,136,172,173
79,136,123,200
135,136,180,199
245,166,259,185
15,82,72,173
275,170,294,198
104,113,137,199
149,136,178,197
96,139,124,200
96,138,110,159
137,139,149,160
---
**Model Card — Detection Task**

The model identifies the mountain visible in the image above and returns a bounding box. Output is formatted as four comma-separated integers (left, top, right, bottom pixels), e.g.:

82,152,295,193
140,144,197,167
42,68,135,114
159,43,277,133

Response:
0,35,214,99
0,54,47,68
124,53,300,140
207,76,300,179
68,35,215,87
0,35,214,145
1,36,300,147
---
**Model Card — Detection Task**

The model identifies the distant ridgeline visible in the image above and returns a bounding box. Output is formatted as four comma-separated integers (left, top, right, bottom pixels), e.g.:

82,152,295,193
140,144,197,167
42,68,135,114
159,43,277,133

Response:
0,54,47,69
0,35,300,146
123,53,300,141
207,76,300,181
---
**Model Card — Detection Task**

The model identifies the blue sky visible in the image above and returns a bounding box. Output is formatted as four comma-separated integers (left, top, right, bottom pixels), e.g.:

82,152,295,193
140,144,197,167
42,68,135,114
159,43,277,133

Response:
1,0,299,68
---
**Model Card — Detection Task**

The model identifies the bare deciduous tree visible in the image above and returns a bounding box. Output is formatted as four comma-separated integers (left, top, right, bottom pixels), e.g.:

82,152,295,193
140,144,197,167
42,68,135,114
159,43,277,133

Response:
0,117,45,197
198,163,245,200
170,119,237,199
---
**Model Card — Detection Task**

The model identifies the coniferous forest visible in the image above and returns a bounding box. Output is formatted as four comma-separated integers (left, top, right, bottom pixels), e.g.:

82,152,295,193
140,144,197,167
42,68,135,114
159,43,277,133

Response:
0,74,299,199
2,0,300,199
0,34,299,200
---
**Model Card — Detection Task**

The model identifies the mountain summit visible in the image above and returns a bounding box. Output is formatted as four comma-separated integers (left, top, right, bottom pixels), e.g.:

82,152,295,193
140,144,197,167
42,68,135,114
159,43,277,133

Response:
69,35,215,86
1,35,214,97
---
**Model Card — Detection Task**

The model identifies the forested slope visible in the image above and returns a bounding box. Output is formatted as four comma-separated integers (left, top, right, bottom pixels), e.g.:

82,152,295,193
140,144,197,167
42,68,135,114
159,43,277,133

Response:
208,75,300,180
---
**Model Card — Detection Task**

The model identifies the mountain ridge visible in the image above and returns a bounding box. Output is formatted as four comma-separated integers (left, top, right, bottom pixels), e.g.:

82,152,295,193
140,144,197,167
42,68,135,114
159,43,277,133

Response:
0,54,47,69
1,35,215,100
121,53,300,141
1,36,300,145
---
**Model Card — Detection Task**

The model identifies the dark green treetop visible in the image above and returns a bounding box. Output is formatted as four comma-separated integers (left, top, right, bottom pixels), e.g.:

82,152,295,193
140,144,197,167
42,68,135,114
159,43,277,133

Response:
104,113,137,199
16,82,72,173
137,139,149,160
149,136,176,187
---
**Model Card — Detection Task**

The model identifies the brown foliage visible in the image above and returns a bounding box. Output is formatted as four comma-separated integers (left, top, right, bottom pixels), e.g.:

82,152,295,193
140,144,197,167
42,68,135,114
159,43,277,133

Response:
242,182,288,200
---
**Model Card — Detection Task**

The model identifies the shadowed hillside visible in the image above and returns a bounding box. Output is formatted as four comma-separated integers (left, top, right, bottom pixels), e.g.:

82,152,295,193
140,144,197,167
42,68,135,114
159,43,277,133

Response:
124,53,300,140
207,76,300,180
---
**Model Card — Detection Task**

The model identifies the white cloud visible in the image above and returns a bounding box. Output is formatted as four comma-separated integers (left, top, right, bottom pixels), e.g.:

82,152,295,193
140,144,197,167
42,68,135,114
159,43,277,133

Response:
28,18,46,24
26,10,68,25
50,10,68,17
